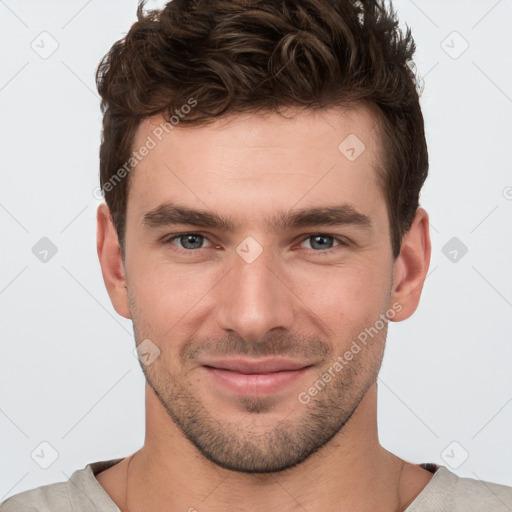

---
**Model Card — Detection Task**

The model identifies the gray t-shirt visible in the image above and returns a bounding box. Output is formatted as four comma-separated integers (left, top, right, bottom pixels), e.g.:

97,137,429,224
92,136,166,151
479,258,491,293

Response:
1,459,511,511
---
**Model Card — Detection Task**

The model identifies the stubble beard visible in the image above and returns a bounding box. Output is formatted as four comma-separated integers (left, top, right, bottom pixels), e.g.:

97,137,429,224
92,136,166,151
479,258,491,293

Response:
138,334,385,474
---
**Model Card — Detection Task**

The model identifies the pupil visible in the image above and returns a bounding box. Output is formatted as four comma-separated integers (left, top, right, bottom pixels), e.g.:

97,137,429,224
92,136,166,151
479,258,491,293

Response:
312,235,333,250
182,234,202,249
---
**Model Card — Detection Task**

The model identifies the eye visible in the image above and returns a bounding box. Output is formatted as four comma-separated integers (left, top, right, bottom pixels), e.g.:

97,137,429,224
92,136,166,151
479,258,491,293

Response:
164,233,214,252
162,232,348,255
298,234,346,252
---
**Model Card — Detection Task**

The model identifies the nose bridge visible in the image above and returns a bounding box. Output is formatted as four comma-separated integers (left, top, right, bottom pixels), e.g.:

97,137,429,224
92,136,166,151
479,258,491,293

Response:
215,242,295,341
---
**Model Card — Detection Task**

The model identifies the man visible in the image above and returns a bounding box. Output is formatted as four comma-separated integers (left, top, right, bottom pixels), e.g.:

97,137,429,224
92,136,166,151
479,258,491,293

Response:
2,0,511,510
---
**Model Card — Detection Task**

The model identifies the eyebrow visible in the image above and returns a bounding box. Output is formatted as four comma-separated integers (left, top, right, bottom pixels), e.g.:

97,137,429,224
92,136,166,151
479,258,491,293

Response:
142,202,372,232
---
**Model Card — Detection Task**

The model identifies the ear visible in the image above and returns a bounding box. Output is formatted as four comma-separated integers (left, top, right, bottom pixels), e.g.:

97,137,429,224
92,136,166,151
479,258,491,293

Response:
96,203,131,319
390,207,431,321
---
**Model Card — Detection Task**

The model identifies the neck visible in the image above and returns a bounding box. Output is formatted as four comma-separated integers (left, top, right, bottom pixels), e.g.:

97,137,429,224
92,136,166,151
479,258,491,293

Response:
124,383,408,512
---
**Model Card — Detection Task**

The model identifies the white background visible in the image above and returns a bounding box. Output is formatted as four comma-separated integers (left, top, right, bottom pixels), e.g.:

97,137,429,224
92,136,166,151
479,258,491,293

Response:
1,0,511,501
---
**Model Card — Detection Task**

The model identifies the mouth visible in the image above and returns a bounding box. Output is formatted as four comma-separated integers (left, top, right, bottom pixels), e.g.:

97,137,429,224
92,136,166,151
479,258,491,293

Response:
200,357,314,396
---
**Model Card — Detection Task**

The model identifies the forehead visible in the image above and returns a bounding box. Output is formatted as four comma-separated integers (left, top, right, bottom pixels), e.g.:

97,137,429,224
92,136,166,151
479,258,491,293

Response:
127,105,386,226
133,104,382,163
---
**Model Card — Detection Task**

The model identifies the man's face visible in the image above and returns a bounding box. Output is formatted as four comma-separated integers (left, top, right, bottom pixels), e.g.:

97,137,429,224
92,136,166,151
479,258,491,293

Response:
123,106,396,472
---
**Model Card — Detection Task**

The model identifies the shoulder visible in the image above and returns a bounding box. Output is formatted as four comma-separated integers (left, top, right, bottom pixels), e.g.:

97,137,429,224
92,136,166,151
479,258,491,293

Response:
0,482,70,511
408,466,512,511
0,459,124,512
450,471,512,510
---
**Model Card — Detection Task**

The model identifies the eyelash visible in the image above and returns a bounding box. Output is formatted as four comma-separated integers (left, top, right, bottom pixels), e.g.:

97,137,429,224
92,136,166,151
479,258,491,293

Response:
161,232,349,255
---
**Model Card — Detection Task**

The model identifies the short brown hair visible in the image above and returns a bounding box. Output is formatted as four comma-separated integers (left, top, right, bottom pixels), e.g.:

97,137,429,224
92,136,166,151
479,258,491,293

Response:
96,0,428,259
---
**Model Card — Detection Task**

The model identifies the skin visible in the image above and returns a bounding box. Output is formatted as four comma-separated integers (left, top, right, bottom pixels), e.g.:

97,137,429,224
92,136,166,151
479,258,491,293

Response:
96,105,432,511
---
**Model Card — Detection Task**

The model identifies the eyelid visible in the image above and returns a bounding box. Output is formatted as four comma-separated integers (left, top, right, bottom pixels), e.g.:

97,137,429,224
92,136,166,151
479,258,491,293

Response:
162,231,349,254
296,233,350,252
162,232,216,251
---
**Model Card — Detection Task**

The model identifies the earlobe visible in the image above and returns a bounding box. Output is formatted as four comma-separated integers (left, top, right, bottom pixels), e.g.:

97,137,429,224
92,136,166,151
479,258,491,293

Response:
96,204,131,319
390,208,431,322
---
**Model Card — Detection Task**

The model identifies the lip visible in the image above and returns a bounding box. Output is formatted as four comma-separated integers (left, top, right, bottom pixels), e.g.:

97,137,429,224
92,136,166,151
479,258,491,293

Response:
201,358,313,396
201,357,310,374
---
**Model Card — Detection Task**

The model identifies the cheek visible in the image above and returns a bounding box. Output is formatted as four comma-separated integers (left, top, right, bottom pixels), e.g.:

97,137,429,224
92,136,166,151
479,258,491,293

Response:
288,260,392,327
127,253,220,332
126,236,393,341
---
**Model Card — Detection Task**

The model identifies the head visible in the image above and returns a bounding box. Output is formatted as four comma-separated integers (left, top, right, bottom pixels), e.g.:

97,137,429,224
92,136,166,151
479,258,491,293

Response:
96,0,431,473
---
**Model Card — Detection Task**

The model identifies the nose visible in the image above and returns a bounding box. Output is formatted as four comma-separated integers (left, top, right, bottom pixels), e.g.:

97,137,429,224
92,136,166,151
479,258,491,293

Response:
215,244,296,344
